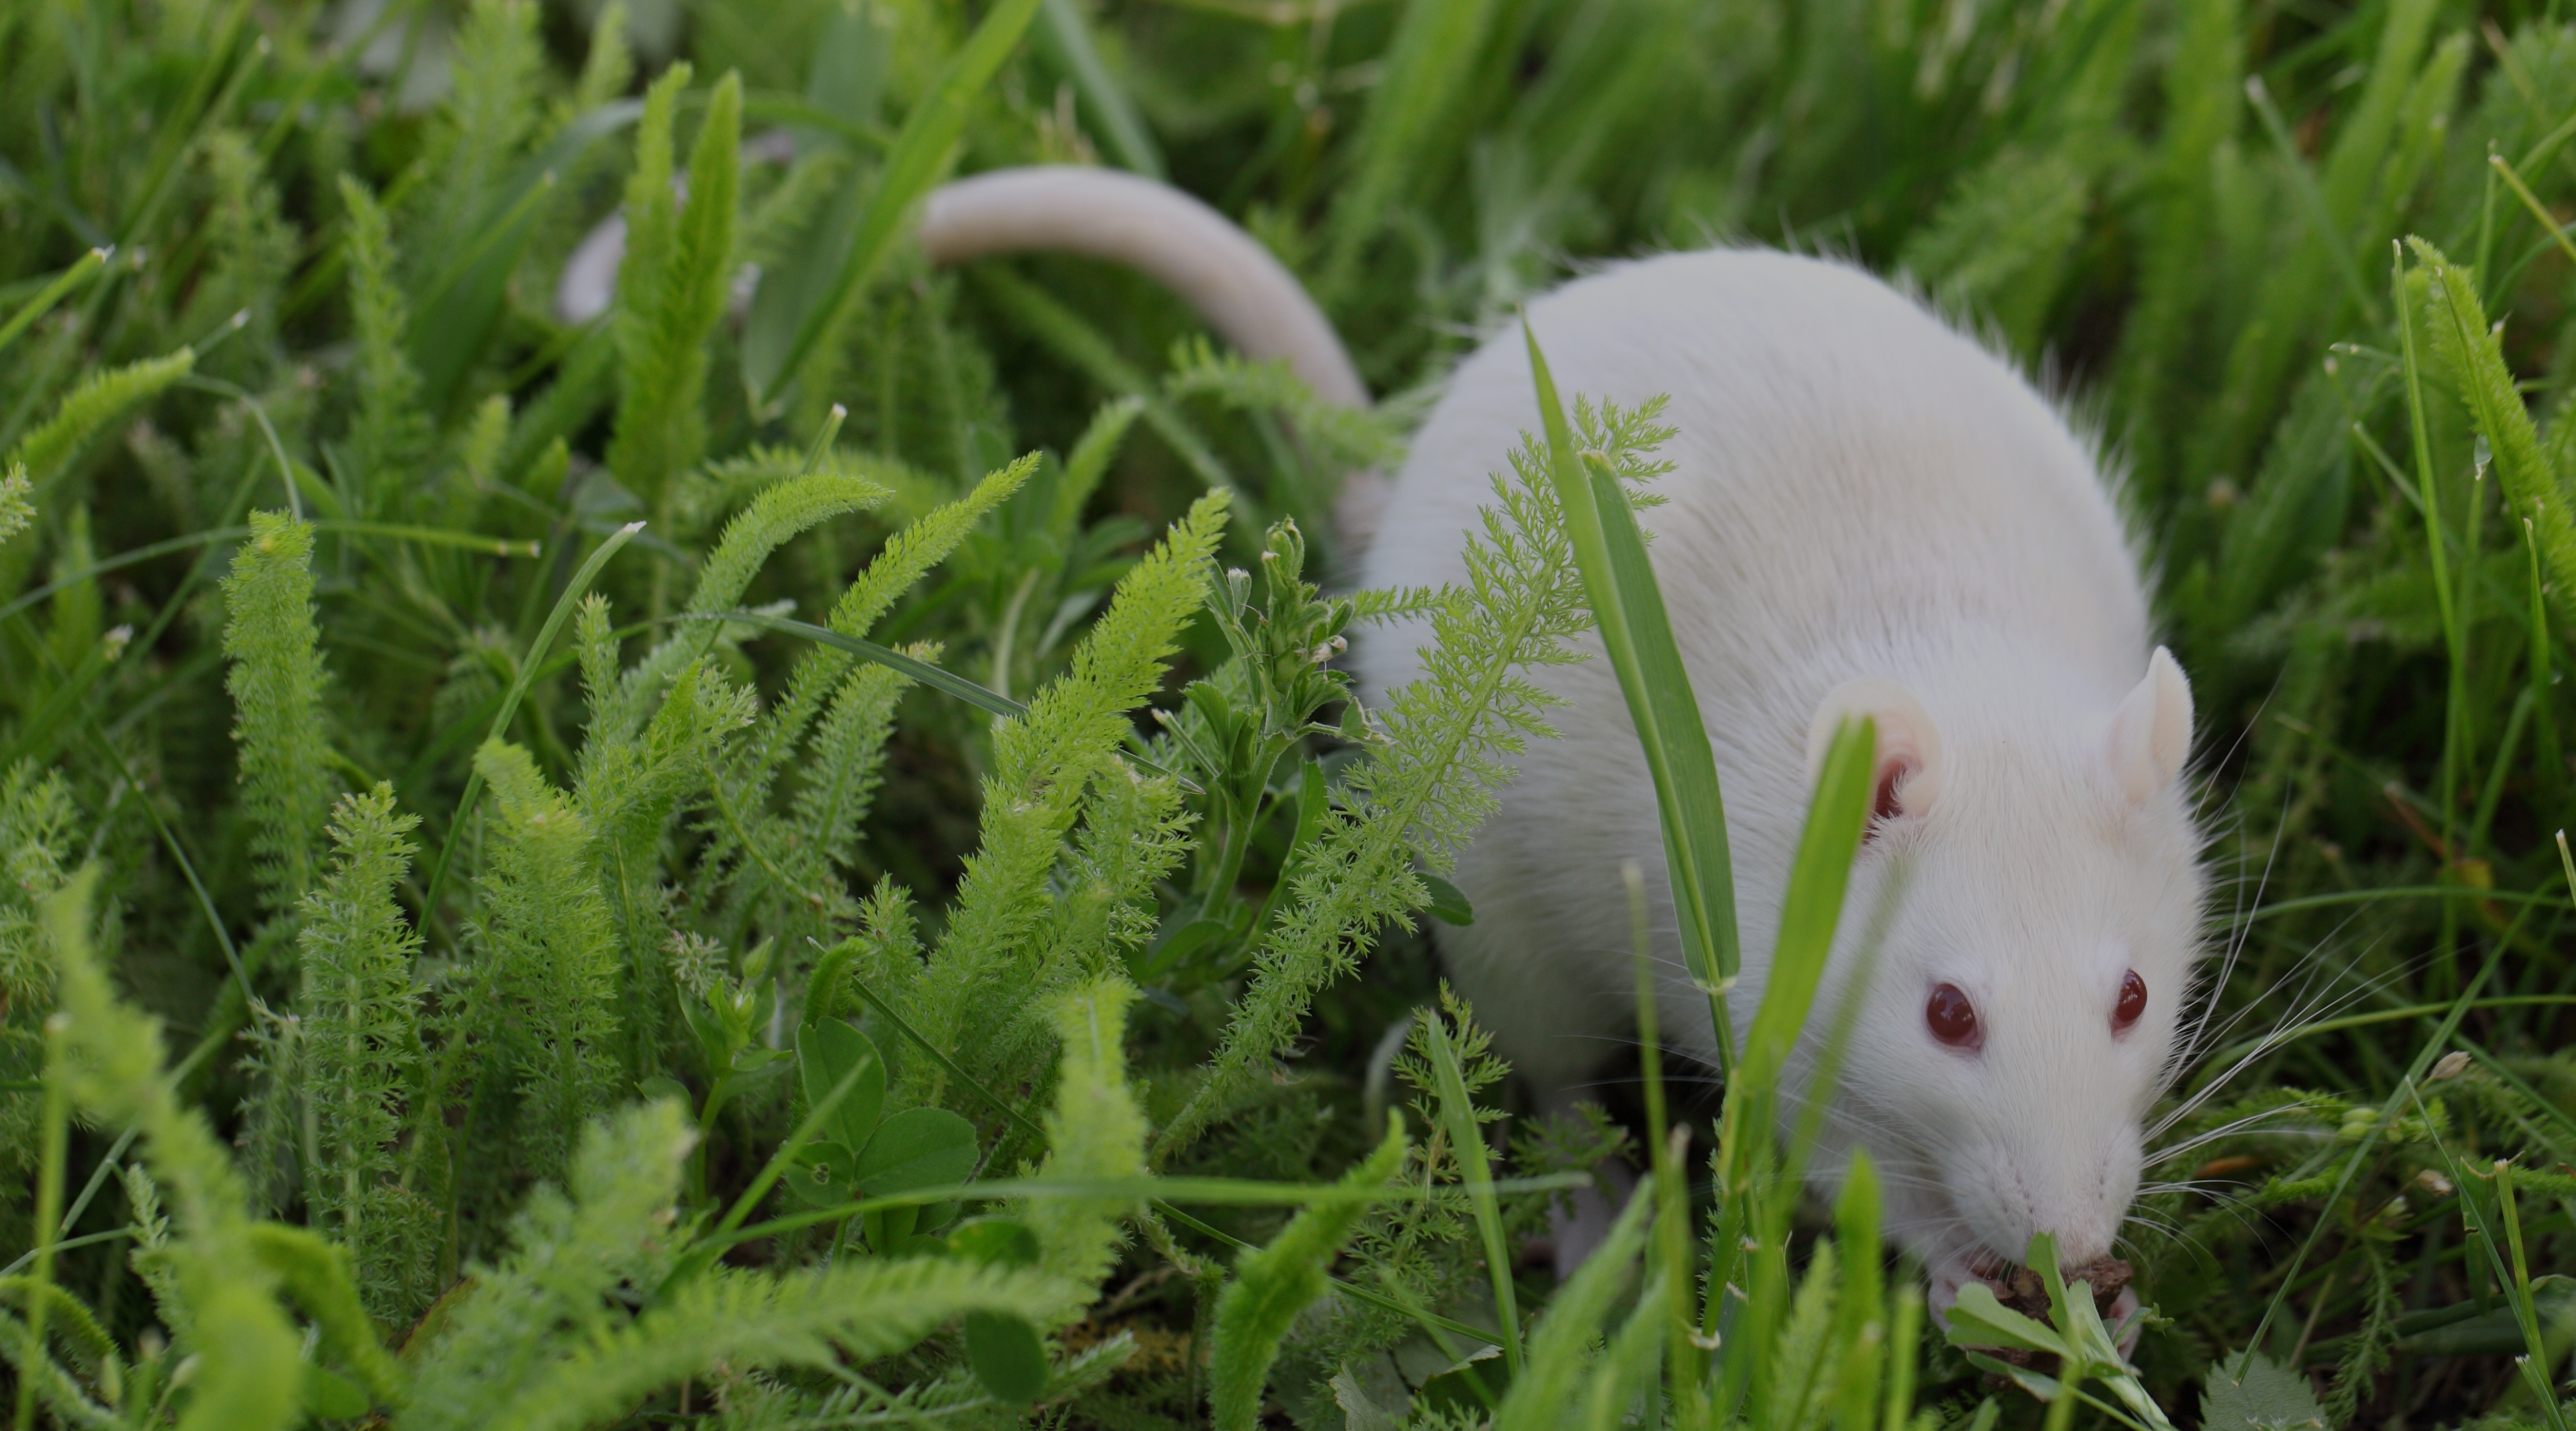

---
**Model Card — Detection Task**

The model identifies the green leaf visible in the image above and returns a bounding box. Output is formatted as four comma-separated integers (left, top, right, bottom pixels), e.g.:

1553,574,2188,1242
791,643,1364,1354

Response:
1421,1348,1510,1421
1943,1283,2068,1358
2409,238,2576,627
1419,1011,1522,1380
2200,1349,2329,1431
301,1363,373,1420
945,1217,1041,1268
963,1309,1050,1403
246,1223,405,1406
796,1020,886,1151
1523,322,1738,1069
2396,1276,2576,1354
854,1106,980,1194
0,247,107,360
1205,1118,1408,1431
745,0,1046,401
784,1145,859,1209
11,349,196,489
1742,714,1876,1097
1831,1151,1886,1431
1032,0,1162,178
1419,871,1475,926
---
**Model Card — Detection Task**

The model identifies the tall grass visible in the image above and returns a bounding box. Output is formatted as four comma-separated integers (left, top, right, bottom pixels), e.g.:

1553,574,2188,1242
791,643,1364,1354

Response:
0,1,2568,1428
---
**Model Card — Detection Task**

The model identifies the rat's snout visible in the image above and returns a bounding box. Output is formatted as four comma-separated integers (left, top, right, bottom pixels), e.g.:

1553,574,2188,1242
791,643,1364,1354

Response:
1948,1121,2142,1271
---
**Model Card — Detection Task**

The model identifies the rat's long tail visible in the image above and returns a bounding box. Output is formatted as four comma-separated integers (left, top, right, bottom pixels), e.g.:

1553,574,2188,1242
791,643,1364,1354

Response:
917,167,1365,408
554,159,1367,409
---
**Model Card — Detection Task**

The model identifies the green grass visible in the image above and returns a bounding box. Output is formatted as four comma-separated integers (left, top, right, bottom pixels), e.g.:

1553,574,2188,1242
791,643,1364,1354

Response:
0,0,2572,1428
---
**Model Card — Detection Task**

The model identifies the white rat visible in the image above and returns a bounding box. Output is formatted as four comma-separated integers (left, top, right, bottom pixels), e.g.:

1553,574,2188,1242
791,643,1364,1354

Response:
561,167,2205,1315
1352,250,2205,1322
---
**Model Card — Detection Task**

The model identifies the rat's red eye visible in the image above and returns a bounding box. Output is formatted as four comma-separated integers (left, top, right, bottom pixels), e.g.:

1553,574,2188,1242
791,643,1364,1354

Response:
2113,970,2147,1032
1925,983,1981,1049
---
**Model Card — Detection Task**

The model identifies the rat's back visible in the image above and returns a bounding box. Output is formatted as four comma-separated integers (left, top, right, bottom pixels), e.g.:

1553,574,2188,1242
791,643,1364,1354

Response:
1354,248,2154,1090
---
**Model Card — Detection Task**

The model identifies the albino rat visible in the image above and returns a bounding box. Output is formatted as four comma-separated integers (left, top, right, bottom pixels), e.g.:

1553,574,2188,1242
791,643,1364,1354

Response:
561,167,2205,1315
1353,250,2204,1321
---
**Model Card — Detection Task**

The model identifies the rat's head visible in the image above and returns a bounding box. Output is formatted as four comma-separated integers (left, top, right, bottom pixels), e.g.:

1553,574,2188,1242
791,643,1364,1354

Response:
1803,648,2205,1311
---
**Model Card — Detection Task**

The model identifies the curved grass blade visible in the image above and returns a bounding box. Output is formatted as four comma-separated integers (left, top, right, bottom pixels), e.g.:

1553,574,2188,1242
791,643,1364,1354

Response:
1421,1009,1522,1378
0,248,108,358
1523,319,1739,1071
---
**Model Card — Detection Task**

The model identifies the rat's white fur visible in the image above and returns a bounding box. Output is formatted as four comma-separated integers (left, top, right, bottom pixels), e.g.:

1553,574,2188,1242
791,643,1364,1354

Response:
1354,248,2207,1309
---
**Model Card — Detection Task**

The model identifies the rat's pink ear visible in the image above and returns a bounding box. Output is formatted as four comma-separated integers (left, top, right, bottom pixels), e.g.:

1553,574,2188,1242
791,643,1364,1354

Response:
2108,647,2194,803
1808,678,1944,826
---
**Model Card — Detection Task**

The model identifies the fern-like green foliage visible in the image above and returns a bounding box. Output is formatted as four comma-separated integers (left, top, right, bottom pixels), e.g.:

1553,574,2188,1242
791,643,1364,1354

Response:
401,1097,1075,1431
8,349,196,489
336,175,430,502
1159,413,1605,1157
401,1099,698,1431
788,658,909,878
295,783,438,1322
1207,1117,1408,1431
572,645,755,1082
0,464,29,552
2408,238,2576,618
1492,1181,1652,1431
722,456,1034,809
1162,338,1404,475
221,511,336,917
46,871,304,1431
604,469,892,728
471,740,626,1174
1025,978,1149,1322
900,490,1228,1103
0,763,70,1243
688,471,891,615
481,1256,1072,1431
606,66,741,513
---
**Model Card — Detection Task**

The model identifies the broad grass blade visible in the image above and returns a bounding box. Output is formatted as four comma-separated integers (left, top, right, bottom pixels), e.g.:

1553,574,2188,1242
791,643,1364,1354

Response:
1711,714,1875,1416
1523,319,1740,1072
1743,714,1876,1091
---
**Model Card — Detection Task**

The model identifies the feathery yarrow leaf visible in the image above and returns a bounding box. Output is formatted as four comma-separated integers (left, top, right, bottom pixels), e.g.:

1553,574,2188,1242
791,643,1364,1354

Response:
46,872,304,1431
902,490,1229,1099
294,783,437,1321
1159,416,1603,1157
11,349,195,487
221,511,338,916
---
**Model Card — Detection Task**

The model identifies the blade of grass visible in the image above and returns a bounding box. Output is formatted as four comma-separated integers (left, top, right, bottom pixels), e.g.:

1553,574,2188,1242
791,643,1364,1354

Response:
1321,0,1498,296
1420,1007,1523,1378
1628,860,1704,1426
721,1172,1582,1233
0,248,107,358
2246,76,2381,326
1742,716,1876,1093
2493,1163,2572,1431
12,1019,68,1431
1524,318,1739,1073
1711,714,1876,1417
746,0,1045,401
2246,887,2538,1352
1036,0,1163,179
